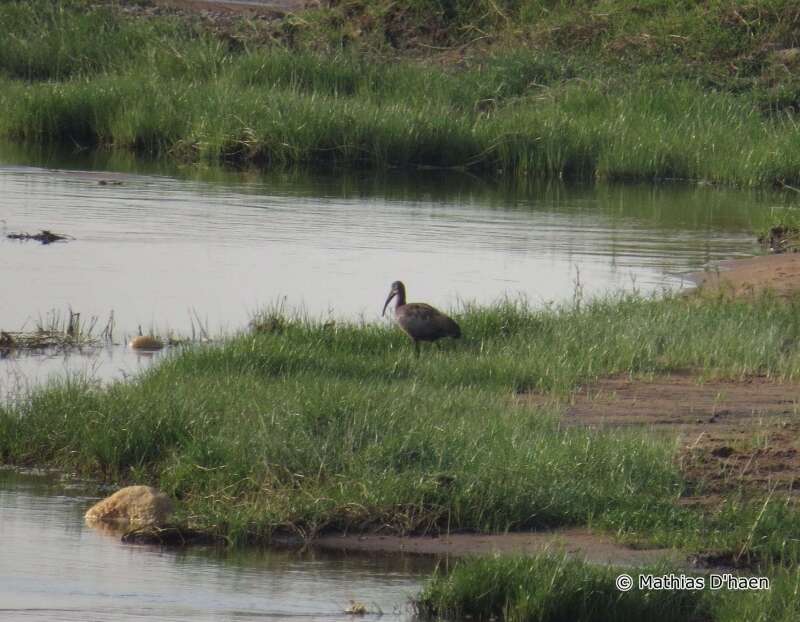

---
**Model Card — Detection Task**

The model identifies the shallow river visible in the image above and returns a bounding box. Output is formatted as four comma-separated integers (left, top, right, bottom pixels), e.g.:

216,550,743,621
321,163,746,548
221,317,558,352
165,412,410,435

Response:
0,145,777,388
0,470,431,621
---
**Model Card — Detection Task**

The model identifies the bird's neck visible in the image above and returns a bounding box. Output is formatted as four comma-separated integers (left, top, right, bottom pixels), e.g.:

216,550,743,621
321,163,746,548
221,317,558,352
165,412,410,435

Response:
395,287,406,309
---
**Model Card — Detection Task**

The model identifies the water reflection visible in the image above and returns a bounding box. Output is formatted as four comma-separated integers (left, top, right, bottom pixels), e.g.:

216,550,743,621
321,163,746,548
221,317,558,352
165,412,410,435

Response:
0,469,429,622
0,345,164,400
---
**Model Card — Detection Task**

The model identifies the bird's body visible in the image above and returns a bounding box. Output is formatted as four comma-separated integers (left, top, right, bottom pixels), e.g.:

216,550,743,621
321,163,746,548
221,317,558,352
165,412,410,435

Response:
382,281,460,355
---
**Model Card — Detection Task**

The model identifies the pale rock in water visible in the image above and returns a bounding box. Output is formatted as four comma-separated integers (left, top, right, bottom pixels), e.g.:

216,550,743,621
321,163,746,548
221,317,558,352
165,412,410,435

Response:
128,335,164,350
85,485,174,527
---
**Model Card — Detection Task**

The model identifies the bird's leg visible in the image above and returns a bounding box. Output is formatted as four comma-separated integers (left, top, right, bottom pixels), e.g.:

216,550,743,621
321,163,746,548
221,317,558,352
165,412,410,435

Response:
414,340,420,357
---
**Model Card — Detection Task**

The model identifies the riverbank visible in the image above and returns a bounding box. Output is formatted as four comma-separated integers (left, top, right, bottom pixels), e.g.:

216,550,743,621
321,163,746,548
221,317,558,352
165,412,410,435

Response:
4,1,800,186
313,528,680,566
692,251,800,298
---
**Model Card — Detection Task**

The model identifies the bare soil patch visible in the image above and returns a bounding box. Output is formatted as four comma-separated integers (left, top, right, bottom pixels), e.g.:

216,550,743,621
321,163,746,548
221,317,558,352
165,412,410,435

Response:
110,0,306,36
527,373,800,498
314,528,680,566
154,0,306,15
690,253,800,299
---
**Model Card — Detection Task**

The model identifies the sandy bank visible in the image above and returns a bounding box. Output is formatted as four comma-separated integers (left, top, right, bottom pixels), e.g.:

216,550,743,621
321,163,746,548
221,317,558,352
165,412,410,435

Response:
691,252,800,298
313,529,679,566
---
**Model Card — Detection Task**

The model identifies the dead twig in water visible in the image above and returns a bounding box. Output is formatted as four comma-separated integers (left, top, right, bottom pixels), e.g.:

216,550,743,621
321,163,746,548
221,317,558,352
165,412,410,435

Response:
6,229,73,244
101,310,115,343
1,309,114,352
190,308,210,341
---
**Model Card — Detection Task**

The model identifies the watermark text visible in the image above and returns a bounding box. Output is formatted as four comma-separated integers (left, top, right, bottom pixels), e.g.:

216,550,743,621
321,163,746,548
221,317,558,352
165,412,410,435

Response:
615,573,770,592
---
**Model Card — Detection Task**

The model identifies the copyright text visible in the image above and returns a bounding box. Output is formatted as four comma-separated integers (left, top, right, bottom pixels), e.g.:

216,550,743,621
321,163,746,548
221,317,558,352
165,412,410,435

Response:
615,573,770,592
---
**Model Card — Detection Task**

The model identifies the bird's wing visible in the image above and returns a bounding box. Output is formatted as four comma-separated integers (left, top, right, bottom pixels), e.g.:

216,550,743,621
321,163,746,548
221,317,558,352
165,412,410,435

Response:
401,303,460,339
405,303,441,320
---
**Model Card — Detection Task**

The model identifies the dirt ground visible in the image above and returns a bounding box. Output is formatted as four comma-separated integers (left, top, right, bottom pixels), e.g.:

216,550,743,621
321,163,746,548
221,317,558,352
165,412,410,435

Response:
534,373,800,500
683,254,800,495
314,529,681,566
690,252,800,299
155,0,307,14
112,0,307,27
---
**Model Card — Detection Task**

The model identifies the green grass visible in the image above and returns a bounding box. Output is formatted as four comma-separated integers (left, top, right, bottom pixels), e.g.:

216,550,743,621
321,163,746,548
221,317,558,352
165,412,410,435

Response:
4,293,800,554
4,1,800,184
4,67,800,183
416,556,713,622
416,555,800,622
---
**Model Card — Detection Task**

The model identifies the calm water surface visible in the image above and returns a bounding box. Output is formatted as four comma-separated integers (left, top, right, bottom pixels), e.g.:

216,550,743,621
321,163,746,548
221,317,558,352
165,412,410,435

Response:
0,470,430,621
0,146,779,387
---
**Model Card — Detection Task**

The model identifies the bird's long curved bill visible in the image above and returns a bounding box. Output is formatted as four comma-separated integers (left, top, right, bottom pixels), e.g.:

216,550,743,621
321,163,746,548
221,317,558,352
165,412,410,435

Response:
382,291,396,316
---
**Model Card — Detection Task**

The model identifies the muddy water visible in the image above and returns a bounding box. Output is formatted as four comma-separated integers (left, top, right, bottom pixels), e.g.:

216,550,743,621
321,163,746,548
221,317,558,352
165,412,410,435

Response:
0,146,774,387
0,470,430,621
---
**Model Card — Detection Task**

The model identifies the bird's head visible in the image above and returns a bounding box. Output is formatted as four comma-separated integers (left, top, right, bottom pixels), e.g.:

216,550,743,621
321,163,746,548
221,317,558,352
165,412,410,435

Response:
382,280,405,316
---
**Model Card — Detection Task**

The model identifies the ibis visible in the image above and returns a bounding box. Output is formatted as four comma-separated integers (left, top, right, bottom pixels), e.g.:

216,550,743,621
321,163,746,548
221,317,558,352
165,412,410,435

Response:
382,280,460,355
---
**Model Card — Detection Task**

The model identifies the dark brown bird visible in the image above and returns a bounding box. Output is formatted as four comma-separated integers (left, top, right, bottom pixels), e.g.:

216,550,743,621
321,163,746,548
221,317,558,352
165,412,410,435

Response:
382,281,461,355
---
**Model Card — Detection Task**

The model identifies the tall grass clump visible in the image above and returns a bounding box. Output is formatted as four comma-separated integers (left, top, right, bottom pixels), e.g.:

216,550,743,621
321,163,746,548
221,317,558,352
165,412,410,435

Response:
0,78,124,145
6,67,800,184
0,0,185,80
417,556,800,622
713,565,800,622
416,556,713,622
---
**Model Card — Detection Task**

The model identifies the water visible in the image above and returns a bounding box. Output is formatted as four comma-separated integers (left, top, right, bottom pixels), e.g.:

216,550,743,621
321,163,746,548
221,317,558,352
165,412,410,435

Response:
0,470,430,621
0,146,779,388
0,167,764,330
